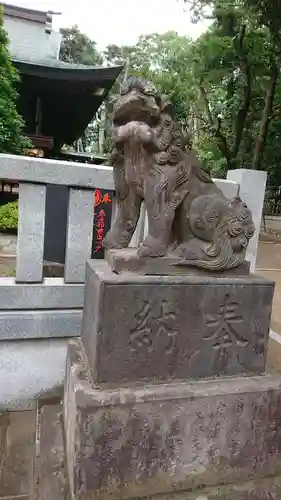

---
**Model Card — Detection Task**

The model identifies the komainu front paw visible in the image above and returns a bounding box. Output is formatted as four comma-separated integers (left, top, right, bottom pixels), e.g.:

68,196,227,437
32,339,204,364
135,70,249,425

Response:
137,236,167,257
103,231,130,249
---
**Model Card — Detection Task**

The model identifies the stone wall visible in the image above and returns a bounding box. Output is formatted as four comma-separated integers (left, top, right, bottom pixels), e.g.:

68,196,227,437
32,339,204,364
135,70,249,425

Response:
4,16,61,62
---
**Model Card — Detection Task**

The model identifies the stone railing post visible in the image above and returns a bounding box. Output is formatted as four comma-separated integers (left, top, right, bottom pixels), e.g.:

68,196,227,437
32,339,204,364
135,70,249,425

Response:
64,188,95,283
16,183,46,283
227,169,267,272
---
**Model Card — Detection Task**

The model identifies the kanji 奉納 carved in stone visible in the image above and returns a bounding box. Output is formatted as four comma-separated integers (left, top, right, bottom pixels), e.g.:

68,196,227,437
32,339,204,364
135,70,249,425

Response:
103,77,255,271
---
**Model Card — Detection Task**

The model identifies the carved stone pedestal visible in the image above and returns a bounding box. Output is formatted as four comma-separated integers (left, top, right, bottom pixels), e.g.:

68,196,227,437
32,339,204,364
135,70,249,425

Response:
64,339,281,500
105,248,251,276
62,260,281,500
81,260,273,383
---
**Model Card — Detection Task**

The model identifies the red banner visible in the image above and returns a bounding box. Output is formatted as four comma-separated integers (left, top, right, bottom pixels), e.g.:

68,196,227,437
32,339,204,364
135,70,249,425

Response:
92,189,113,258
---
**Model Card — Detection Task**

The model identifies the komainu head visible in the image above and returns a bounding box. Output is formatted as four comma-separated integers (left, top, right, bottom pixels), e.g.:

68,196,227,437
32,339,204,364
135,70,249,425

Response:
113,77,162,126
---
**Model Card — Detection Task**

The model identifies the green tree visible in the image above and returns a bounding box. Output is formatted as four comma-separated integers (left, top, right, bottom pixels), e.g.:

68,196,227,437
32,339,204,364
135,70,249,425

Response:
0,6,30,154
182,0,281,174
105,32,194,129
259,81,281,185
59,25,103,65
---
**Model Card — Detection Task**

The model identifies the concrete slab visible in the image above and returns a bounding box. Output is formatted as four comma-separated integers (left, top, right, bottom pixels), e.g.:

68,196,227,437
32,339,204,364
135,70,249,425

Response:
0,339,67,410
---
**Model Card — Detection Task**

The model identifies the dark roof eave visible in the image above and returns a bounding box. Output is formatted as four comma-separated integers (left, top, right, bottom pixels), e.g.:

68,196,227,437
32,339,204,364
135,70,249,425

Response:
12,58,124,83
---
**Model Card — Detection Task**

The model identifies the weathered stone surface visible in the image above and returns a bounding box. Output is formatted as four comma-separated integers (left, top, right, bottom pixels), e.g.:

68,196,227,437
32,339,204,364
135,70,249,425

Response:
81,260,274,384
64,339,281,500
31,402,281,499
38,405,69,500
106,248,250,276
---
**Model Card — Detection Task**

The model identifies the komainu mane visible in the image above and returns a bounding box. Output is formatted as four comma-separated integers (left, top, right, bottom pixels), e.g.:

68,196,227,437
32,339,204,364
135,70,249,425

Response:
103,77,255,271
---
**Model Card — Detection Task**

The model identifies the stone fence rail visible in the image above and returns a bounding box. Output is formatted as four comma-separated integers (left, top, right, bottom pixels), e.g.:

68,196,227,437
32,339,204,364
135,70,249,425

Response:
0,153,266,409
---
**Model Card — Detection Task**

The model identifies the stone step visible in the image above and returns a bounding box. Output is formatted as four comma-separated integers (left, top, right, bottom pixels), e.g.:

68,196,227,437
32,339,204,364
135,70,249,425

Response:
31,404,69,500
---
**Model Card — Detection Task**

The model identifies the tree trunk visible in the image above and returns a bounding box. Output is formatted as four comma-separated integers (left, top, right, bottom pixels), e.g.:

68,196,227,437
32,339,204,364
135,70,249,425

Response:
231,24,252,159
199,84,233,165
252,62,279,170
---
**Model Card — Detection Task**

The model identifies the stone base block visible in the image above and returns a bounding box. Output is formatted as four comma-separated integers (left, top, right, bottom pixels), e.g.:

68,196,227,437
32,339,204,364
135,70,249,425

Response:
64,339,281,500
81,260,274,384
150,477,281,500
151,477,281,500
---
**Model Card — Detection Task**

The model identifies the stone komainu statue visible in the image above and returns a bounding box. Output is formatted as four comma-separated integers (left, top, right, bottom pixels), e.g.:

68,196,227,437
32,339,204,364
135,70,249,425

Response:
103,77,255,271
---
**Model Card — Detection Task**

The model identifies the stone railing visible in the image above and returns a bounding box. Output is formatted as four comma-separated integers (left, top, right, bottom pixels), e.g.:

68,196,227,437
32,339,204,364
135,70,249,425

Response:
0,153,266,409
0,154,114,343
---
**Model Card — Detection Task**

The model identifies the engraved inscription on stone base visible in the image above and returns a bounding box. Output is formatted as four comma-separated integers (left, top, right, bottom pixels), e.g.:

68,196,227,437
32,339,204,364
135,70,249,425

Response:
65,339,281,500
81,260,274,385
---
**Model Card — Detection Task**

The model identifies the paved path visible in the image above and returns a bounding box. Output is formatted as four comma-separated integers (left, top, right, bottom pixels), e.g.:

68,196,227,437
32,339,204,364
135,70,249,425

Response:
0,411,35,499
256,242,281,333
257,241,281,270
